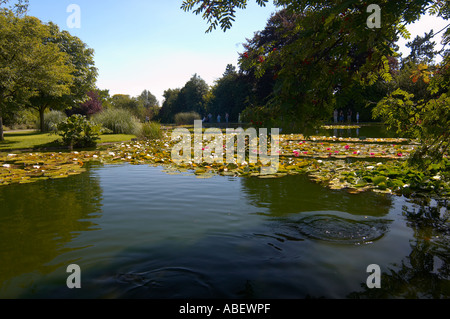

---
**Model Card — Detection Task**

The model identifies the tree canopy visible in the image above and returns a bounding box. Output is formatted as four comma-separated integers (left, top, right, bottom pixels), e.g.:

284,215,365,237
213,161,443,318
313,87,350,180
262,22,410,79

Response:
182,0,450,164
0,9,75,140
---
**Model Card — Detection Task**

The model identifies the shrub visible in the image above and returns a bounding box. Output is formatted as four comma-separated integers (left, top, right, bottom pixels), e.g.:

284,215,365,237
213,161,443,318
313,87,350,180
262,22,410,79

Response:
92,108,141,135
41,110,67,132
57,114,109,148
138,121,163,140
174,111,201,125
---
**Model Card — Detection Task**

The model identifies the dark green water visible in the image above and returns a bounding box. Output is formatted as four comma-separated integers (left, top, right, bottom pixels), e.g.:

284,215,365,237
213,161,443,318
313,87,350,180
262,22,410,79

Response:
0,163,448,299
316,124,397,139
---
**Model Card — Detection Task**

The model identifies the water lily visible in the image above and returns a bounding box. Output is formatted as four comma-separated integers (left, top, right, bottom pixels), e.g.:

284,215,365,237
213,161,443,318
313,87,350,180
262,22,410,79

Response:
3,164,11,168
397,153,403,157
345,145,350,150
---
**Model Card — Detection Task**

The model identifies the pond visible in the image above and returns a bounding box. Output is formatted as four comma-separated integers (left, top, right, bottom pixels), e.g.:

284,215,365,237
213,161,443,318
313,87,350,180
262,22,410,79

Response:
0,163,448,299
315,123,397,139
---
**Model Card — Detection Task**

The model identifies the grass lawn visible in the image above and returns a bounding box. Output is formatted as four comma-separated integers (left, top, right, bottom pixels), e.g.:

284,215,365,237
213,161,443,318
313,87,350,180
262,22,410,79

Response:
0,131,136,151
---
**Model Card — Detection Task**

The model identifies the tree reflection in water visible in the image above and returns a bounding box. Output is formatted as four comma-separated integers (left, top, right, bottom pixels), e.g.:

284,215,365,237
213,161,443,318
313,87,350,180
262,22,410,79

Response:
0,164,103,295
349,197,450,298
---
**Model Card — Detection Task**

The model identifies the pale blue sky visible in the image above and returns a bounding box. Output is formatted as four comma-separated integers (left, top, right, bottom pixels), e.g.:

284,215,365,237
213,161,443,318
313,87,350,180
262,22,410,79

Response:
26,1,447,103
27,0,278,103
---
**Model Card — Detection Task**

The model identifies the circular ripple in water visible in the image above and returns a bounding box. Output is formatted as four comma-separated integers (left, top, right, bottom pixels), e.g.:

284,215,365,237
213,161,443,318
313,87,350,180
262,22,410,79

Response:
284,212,391,245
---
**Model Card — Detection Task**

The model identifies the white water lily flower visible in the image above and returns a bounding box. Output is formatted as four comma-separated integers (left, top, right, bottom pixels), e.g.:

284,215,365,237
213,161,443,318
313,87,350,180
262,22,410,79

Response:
33,165,40,169
367,166,375,170
3,164,11,168
93,155,98,158
432,175,441,181
109,152,115,156
403,184,410,188
7,154,17,157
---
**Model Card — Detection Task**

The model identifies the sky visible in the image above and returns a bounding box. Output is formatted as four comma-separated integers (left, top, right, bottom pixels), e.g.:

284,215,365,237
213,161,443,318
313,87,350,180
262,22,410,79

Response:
26,0,448,104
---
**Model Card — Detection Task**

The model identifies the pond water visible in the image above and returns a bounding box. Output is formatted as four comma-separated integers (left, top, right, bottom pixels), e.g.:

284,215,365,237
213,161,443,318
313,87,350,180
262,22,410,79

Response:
315,124,397,139
0,163,448,299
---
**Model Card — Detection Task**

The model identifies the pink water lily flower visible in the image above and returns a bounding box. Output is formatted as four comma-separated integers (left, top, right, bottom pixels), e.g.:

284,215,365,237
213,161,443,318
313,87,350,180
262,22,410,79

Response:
345,145,350,150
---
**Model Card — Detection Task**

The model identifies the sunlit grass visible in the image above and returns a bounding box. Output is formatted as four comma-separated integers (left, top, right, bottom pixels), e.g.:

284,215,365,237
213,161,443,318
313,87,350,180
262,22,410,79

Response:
0,131,136,151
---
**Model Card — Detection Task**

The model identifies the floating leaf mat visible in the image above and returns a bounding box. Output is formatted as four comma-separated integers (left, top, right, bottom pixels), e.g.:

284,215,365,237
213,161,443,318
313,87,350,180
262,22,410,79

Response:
1,132,448,198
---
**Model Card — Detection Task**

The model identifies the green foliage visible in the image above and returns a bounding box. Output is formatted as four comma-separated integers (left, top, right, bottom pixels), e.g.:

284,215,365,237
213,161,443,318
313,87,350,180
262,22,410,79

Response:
373,55,450,167
182,0,449,134
40,110,67,133
3,108,38,130
27,21,97,132
158,75,209,123
174,111,201,125
138,122,163,140
92,108,141,135
57,114,108,148
208,65,253,122
0,9,75,139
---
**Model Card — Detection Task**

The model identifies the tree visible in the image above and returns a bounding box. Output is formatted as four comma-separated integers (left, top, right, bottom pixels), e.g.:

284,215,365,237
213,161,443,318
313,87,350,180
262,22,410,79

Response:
66,90,103,117
0,0,28,15
137,90,159,121
0,9,74,141
182,1,447,130
182,0,450,162
28,22,97,132
158,88,181,123
177,74,210,116
208,64,252,122
158,74,209,123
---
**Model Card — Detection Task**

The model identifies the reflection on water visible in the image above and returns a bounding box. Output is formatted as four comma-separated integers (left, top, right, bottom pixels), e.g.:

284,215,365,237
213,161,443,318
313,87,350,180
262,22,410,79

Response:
241,174,392,217
0,164,448,299
317,124,396,139
0,165,103,297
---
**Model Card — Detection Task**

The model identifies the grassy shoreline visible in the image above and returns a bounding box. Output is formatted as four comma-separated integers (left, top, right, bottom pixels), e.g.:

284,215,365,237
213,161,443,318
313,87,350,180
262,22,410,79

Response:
0,130,136,152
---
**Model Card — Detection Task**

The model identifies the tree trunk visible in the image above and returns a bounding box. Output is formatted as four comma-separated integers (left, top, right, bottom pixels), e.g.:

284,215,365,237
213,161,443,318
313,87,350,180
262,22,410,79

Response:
39,106,46,133
0,116,4,142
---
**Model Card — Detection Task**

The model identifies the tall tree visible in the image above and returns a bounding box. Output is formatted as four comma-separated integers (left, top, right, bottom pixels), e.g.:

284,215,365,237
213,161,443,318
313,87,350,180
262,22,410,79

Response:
28,22,97,132
182,0,447,131
182,0,450,163
158,88,181,123
177,74,210,116
137,90,159,121
208,65,252,122
0,10,74,141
